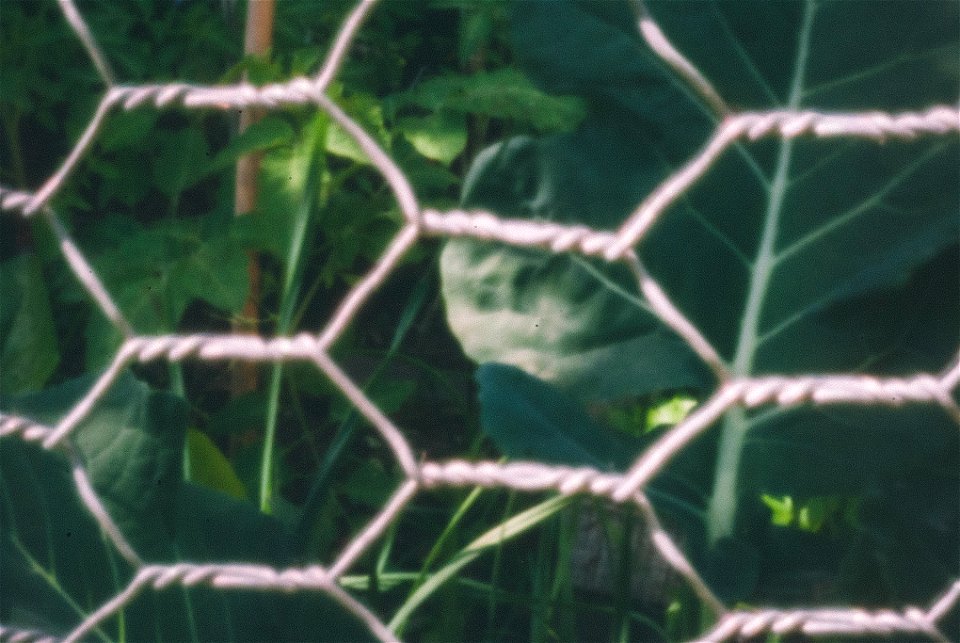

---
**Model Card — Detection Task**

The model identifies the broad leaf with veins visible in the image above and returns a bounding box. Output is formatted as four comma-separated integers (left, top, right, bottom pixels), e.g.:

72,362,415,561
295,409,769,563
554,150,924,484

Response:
0,373,374,640
441,0,958,604
639,0,958,547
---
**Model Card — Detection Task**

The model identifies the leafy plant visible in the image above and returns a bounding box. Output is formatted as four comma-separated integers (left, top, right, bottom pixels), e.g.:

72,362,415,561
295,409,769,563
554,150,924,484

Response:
0,373,373,641
441,0,958,616
1,0,957,641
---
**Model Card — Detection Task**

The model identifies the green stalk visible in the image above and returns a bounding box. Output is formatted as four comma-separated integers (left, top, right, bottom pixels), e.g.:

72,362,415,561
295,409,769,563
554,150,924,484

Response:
530,519,551,643
259,115,328,513
614,510,634,643
550,505,577,642
484,490,516,638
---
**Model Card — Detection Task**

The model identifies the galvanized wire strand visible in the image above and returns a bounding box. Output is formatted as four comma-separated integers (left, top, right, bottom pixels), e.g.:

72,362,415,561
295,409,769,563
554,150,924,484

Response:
927,580,960,624
0,625,60,643
60,560,399,643
313,0,380,93
70,452,144,566
626,252,729,379
57,0,116,86
631,0,729,117
696,602,949,643
606,107,960,259
23,94,120,217
44,207,135,337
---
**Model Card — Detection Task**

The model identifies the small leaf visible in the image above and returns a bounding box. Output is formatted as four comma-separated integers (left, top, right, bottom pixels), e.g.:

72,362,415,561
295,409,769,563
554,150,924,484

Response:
98,108,158,151
397,110,467,165
153,128,210,197
396,68,587,132
760,494,794,527
325,89,388,164
187,428,247,499
0,255,59,395
84,216,248,369
207,115,294,174
646,395,698,431
232,203,294,258
167,233,249,316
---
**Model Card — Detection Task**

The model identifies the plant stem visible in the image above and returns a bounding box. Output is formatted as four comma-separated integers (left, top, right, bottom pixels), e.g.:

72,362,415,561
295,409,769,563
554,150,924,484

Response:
1,109,27,188
169,363,191,480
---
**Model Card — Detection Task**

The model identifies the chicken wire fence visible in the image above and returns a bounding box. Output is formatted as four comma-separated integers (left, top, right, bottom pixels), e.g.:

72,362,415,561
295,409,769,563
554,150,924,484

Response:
1,0,959,641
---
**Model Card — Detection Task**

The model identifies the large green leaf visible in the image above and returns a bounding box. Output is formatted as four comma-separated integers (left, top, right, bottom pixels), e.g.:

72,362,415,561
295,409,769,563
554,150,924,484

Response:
509,0,688,126
632,0,959,545
0,373,373,641
441,0,958,601
476,362,641,470
441,109,712,401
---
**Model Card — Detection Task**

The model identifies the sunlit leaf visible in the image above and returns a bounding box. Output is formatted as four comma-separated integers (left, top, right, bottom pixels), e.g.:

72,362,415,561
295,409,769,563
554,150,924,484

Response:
395,68,587,133
397,110,467,165
206,115,295,174
187,428,248,500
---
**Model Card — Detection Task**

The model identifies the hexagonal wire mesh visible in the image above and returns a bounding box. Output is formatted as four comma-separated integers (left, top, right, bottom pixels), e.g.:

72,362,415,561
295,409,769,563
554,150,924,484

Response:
1,0,958,641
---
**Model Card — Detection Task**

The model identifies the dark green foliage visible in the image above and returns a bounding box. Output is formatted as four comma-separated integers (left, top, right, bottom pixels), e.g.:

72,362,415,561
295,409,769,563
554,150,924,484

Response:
477,362,642,470
1,0,957,640
0,372,373,641
444,0,959,619
0,255,59,394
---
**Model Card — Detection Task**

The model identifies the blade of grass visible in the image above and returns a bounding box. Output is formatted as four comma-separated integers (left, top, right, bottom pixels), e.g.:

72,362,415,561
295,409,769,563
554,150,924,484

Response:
530,511,554,643
416,484,486,591
550,501,578,642
259,114,328,513
296,274,430,537
339,571,420,591
484,489,517,639
388,493,575,636
615,509,635,643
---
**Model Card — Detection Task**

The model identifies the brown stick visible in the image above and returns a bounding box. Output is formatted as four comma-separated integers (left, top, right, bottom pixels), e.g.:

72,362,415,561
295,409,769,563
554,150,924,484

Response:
231,0,276,396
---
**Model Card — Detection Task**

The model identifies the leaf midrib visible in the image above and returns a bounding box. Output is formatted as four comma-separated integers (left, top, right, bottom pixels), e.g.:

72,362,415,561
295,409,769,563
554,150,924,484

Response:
708,0,818,544
732,0,816,377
